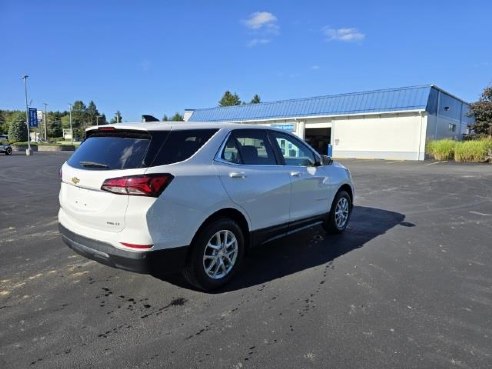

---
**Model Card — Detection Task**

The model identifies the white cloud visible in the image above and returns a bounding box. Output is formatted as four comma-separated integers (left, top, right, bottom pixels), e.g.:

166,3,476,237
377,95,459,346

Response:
244,11,278,31
310,65,320,70
243,11,279,47
323,27,365,42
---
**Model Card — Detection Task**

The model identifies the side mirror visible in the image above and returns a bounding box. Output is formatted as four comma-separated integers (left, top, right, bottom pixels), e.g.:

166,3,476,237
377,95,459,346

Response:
321,155,333,165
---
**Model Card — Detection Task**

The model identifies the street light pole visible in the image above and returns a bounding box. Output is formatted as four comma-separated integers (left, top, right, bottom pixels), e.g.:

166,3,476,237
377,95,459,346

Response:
96,115,102,126
22,75,32,156
68,103,73,144
43,103,48,141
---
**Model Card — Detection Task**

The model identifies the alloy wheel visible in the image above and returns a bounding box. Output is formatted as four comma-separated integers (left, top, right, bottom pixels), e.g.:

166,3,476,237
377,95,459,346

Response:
202,230,239,279
335,197,350,229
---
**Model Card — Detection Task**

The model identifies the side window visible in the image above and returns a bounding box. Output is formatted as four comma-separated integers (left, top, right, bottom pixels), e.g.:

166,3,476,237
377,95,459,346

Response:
271,131,317,166
221,136,241,164
221,129,277,165
152,129,218,165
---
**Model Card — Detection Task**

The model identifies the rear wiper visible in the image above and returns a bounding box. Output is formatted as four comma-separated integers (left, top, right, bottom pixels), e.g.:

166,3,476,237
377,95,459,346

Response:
79,161,109,169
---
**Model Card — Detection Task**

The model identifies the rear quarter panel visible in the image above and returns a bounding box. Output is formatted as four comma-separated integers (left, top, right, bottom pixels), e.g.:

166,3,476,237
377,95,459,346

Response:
144,163,251,250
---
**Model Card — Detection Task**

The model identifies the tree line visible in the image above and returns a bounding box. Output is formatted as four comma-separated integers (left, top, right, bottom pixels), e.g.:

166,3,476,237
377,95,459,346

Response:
0,90,265,142
0,100,114,142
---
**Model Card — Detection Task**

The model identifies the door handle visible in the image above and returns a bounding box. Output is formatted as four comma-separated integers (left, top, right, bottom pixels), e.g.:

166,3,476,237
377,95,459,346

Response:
290,171,301,177
229,172,247,179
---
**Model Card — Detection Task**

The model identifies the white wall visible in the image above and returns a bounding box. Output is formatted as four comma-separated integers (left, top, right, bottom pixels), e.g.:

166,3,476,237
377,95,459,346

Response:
331,113,426,160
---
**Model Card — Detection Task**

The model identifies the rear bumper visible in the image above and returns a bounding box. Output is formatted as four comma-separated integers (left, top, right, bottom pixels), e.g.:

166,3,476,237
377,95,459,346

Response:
59,224,188,275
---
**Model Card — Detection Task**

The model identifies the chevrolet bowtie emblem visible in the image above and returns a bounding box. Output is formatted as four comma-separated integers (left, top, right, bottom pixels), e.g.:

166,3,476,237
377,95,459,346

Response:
71,177,80,185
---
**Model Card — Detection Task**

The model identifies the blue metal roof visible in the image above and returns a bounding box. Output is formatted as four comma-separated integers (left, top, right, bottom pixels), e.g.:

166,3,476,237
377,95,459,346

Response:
189,85,435,122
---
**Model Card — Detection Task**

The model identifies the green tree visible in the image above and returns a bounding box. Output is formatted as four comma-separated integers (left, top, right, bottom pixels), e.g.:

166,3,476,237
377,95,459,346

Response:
0,110,6,134
250,94,261,104
70,101,87,128
162,114,169,121
98,114,108,125
8,120,28,142
110,111,122,123
219,91,241,107
469,86,492,136
49,120,63,138
4,111,25,134
61,114,70,129
86,101,100,126
170,112,183,121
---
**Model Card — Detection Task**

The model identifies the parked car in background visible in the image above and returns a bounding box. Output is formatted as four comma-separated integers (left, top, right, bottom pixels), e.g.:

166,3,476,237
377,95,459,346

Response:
0,136,12,155
58,123,354,290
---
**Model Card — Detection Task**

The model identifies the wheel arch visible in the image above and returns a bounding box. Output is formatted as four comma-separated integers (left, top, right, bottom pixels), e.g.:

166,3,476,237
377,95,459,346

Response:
186,208,251,262
338,183,353,205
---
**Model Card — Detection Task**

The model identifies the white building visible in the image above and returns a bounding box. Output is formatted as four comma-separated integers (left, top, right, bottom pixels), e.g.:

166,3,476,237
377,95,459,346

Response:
185,85,473,161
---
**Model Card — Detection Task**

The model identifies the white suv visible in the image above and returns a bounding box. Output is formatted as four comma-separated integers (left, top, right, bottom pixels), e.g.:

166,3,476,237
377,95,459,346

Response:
59,123,354,290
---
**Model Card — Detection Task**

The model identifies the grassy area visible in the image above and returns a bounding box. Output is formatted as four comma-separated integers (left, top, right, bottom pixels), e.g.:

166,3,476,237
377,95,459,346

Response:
454,139,492,162
426,139,456,160
427,138,492,162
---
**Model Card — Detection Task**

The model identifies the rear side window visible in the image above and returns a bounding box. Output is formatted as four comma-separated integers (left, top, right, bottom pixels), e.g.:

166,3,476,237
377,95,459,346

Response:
67,130,154,170
151,129,218,165
221,129,277,165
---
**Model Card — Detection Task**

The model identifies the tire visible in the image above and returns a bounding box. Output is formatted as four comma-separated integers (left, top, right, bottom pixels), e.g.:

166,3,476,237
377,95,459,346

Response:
5,147,12,155
182,218,245,291
324,190,352,234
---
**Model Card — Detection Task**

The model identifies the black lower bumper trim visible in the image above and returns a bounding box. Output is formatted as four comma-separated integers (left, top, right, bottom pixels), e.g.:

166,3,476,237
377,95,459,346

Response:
59,224,188,275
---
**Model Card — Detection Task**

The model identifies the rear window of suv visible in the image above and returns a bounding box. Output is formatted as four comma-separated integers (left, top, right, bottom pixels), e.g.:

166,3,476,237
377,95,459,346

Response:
67,128,217,170
67,130,156,170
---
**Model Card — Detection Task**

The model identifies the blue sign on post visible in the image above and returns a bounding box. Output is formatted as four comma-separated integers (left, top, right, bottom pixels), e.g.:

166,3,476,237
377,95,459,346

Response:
271,123,295,132
29,108,38,128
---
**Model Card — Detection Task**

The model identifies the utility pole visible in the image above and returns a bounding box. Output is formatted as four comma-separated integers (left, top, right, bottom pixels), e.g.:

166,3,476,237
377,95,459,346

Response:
22,75,32,156
43,103,48,141
96,115,102,126
68,103,73,144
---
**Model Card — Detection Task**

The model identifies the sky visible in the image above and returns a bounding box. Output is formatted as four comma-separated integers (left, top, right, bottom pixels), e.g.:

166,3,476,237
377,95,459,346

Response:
1,0,491,122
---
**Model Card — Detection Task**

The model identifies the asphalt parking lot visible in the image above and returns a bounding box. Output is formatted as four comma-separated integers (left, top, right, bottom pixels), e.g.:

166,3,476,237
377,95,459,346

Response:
1,152,491,369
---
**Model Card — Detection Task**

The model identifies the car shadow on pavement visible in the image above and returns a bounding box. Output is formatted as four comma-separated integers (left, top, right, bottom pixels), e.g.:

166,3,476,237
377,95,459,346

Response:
154,206,406,292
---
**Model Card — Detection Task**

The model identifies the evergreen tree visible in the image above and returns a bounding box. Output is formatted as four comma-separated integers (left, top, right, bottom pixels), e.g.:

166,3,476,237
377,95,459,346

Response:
86,101,100,126
99,114,108,125
170,113,183,121
70,101,87,128
110,111,122,123
250,94,261,104
219,91,241,106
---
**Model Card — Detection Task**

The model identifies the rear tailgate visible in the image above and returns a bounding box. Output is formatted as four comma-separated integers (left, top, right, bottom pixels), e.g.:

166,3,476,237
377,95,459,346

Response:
60,164,132,232
59,128,164,233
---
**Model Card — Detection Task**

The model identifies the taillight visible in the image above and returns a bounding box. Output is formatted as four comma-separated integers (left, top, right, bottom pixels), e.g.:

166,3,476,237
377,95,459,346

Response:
101,174,174,197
